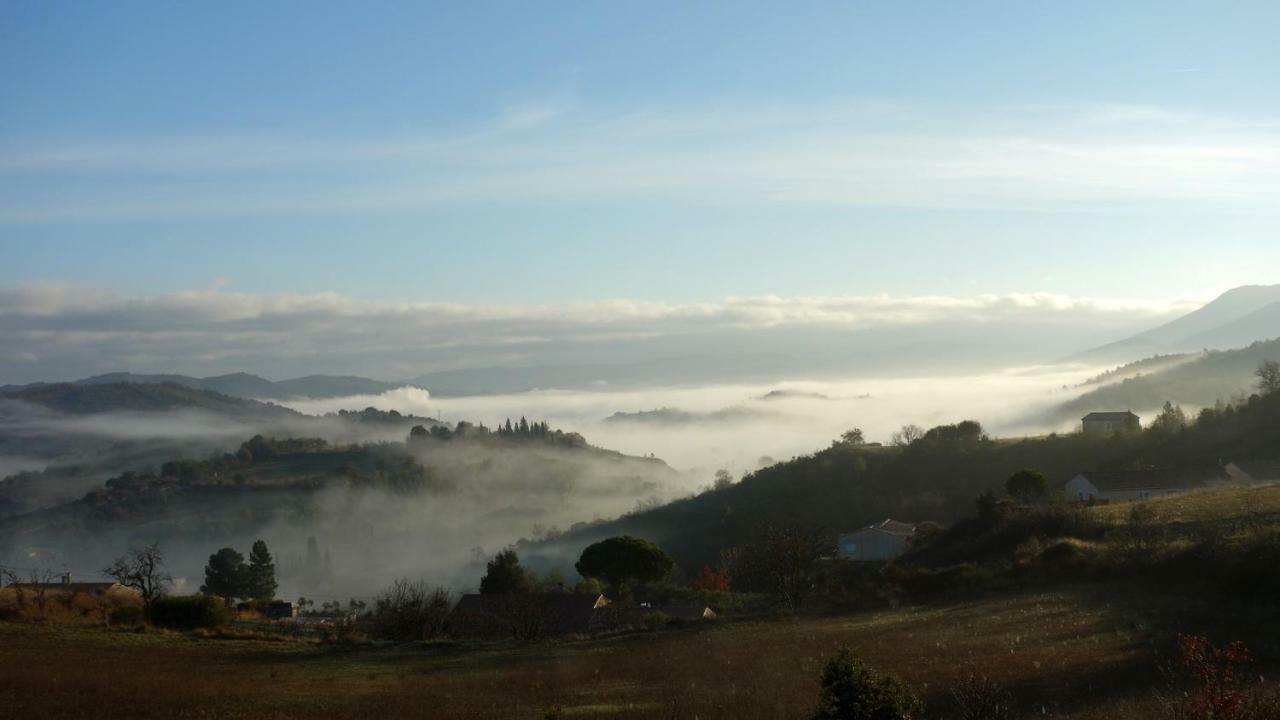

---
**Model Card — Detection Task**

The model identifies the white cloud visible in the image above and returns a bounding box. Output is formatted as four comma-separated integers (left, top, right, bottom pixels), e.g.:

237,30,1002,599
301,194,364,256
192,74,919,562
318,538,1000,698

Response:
2,101,1278,222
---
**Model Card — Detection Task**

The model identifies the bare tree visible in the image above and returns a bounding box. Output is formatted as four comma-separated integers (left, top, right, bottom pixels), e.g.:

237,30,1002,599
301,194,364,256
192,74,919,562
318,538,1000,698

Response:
891,424,925,447
730,522,828,611
103,542,171,613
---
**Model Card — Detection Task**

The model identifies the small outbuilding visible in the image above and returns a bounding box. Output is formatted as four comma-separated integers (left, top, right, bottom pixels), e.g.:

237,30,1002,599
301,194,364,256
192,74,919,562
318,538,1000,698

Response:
264,600,298,619
837,519,917,562
1081,411,1141,436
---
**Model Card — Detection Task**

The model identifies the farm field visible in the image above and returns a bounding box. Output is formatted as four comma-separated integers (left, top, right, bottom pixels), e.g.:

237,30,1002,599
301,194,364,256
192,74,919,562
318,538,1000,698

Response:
4,585,1276,719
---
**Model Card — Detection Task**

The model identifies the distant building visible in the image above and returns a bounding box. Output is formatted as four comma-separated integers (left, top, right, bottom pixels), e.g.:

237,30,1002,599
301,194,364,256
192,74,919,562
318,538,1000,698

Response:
1081,411,1141,436
1223,460,1280,485
837,519,917,561
5,573,134,598
264,600,298,620
1063,469,1218,503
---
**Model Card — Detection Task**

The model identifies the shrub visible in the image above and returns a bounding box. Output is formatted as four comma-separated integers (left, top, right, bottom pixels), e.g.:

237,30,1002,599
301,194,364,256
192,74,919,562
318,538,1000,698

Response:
813,647,922,720
148,595,230,630
949,670,1016,720
108,605,145,627
642,611,670,631
369,579,451,642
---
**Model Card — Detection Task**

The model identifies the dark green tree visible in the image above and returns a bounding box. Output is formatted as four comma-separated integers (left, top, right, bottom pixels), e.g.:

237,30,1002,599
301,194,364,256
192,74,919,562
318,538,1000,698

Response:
1004,468,1049,503
479,549,531,594
574,536,673,590
245,539,278,602
813,647,922,720
201,547,246,602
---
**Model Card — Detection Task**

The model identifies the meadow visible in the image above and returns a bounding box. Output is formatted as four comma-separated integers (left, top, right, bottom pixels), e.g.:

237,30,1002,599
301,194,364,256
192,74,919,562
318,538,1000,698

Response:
4,581,1276,719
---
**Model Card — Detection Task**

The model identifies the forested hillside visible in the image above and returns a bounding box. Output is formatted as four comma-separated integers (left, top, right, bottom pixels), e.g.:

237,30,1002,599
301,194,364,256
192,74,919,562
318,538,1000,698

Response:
1055,339,1280,420
525,376,1280,573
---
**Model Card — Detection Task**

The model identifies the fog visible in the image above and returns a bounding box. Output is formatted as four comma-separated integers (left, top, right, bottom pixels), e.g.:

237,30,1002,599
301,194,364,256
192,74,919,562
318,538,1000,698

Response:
2,362,1122,600
274,364,1105,479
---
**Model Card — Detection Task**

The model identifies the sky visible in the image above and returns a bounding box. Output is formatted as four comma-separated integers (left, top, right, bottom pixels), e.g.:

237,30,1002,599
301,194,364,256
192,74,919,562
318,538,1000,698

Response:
2,1,1279,382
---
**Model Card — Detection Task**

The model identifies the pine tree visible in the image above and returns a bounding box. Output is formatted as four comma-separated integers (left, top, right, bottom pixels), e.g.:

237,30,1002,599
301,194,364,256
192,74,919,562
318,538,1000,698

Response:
519,416,529,434
201,547,247,602
245,539,278,602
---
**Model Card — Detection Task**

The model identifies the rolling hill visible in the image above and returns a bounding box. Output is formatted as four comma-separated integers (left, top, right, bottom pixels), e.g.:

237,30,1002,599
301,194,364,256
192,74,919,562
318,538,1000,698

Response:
1076,284,1280,363
0,382,301,418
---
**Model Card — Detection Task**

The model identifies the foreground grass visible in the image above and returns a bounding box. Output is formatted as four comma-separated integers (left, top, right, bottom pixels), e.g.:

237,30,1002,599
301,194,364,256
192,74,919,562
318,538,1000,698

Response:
4,585,1274,719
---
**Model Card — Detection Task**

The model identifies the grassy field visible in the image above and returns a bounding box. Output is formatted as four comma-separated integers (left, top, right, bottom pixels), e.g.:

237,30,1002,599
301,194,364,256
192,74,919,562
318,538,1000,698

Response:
4,584,1275,720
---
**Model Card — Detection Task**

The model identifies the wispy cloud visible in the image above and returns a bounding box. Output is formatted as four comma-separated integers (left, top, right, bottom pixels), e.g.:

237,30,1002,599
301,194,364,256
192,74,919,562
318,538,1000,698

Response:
2,100,1278,222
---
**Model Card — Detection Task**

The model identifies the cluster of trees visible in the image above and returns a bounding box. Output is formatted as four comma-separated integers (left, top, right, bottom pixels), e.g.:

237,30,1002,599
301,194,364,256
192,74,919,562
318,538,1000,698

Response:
200,540,278,604
478,536,674,598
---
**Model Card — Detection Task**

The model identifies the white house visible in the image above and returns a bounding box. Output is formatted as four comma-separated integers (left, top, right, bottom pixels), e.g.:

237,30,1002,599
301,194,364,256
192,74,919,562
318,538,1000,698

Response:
1063,469,1217,503
837,519,916,561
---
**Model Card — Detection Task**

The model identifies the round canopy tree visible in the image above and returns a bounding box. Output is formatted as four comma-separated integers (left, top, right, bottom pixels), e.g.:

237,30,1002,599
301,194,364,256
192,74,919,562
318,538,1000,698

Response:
574,536,673,590
1005,468,1049,504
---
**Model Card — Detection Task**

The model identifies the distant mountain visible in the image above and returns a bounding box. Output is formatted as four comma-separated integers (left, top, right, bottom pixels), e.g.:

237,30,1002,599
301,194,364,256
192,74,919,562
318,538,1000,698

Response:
1052,338,1280,422
4,372,410,400
1076,285,1280,363
0,382,300,418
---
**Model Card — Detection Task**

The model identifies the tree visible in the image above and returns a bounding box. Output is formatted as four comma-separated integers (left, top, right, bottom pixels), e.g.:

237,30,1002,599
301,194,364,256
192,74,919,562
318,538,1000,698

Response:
1258,360,1280,396
407,425,429,443
1004,468,1049,504
713,469,734,491
103,542,171,613
890,424,925,447
479,549,532,594
1150,401,1188,434
837,428,866,447
245,539,278,602
725,523,825,611
813,647,922,720
574,536,674,590
201,547,246,602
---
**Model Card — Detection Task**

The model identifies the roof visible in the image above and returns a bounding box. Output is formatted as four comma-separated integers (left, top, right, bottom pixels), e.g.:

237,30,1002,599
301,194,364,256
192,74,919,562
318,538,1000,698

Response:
6,582,121,594
1082,411,1139,422
1228,460,1280,482
840,519,916,539
1073,469,1211,492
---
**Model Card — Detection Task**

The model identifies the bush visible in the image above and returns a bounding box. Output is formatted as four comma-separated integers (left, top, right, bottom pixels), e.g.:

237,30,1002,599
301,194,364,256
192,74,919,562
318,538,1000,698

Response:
108,605,145,627
813,647,922,720
147,595,230,630
369,579,451,642
642,611,670,631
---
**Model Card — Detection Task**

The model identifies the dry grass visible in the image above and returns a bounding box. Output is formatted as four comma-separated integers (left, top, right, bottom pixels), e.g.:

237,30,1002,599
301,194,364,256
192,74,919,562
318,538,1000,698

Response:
1089,484,1280,526
4,586,1271,719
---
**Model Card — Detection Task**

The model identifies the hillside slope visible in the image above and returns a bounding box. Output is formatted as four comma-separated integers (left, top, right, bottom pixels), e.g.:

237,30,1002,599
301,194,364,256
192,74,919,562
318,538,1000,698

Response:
1054,338,1280,421
0,382,300,418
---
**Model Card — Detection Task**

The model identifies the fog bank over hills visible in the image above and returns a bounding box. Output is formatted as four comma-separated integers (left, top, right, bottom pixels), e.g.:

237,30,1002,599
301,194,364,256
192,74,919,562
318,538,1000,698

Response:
0,282,1195,388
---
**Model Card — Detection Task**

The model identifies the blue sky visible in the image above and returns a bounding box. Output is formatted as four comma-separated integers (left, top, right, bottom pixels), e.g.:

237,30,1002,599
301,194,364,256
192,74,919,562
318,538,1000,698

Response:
3,0,1280,304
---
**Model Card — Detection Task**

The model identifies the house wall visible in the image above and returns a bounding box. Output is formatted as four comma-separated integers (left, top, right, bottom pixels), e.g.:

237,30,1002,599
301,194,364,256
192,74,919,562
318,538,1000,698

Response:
1064,475,1099,501
838,530,909,561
